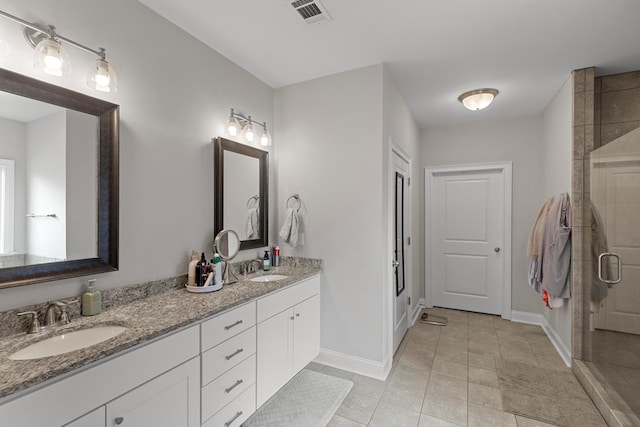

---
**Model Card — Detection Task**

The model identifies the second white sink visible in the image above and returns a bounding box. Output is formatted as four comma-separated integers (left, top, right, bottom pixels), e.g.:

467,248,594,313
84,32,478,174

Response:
249,274,288,283
9,325,127,360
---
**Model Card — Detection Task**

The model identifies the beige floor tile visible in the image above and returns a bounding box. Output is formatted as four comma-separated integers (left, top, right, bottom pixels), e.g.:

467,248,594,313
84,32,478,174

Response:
399,348,435,371
368,401,421,427
469,352,496,371
390,363,430,386
432,358,468,381
350,373,387,400
322,365,356,380
336,391,379,425
500,347,538,366
469,339,502,357
468,366,500,387
418,414,465,426
327,414,367,427
438,336,469,350
514,415,559,426
468,382,503,410
421,393,467,426
426,372,468,401
435,347,469,365
468,403,517,427
381,379,427,413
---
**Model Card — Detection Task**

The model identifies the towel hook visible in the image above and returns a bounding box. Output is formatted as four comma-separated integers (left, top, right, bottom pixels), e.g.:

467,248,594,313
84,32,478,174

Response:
286,193,302,211
246,195,259,208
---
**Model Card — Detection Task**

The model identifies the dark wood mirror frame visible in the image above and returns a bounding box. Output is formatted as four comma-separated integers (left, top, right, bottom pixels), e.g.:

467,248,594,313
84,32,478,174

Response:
0,68,119,288
214,137,268,251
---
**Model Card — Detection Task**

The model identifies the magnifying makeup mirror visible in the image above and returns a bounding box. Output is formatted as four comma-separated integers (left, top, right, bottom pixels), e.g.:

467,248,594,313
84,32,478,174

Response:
214,229,240,284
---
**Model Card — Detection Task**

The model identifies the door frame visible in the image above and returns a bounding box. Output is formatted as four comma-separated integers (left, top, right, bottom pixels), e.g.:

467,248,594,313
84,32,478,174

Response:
424,162,512,319
385,139,412,363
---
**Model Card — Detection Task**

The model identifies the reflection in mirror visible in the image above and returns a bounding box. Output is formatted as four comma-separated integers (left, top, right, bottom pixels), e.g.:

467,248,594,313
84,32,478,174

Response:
0,68,119,288
214,137,268,251
0,92,98,267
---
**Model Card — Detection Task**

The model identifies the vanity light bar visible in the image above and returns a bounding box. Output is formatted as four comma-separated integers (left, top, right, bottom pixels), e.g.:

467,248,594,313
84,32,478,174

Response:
0,9,118,92
227,108,272,147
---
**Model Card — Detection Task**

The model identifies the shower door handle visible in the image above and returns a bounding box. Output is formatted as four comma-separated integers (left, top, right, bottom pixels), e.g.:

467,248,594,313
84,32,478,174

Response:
598,252,622,285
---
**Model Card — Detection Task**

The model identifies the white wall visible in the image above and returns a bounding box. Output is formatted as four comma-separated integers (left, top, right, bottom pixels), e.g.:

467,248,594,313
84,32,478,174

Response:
421,116,545,315
541,76,573,356
0,117,26,253
0,0,273,309
274,65,387,366
26,111,66,260
66,110,98,260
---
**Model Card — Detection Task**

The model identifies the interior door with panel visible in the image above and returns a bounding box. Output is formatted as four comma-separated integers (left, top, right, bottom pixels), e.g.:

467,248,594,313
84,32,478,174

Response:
428,166,507,315
392,151,410,352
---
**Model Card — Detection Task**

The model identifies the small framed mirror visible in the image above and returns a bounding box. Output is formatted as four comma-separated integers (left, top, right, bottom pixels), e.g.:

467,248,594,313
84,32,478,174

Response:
214,229,240,284
214,137,268,251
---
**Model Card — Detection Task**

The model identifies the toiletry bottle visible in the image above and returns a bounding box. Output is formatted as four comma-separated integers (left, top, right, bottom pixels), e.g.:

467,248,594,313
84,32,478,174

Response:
273,245,281,267
187,251,199,287
263,250,271,271
82,279,102,316
197,252,207,286
213,253,223,287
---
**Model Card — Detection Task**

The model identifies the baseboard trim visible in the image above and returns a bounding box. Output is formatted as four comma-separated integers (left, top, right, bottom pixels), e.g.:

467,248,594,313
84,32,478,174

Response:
410,299,426,326
511,310,572,368
314,348,391,381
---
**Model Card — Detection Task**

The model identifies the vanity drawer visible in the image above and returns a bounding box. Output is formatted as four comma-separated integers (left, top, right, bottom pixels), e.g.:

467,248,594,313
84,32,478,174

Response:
201,301,256,351
202,326,256,386
201,354,256,423
257,275,320,322
202,384,256,427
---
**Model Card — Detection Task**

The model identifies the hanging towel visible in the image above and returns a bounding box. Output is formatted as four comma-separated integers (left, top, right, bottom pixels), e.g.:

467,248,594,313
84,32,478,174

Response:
540,193,572,299
245,207,259,239
279,208,299,247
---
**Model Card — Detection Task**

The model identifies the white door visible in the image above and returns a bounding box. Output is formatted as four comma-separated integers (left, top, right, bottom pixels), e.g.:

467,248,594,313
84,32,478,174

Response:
293,295,320,373
393,152,410,351
593,154,640,334
426,164,511,316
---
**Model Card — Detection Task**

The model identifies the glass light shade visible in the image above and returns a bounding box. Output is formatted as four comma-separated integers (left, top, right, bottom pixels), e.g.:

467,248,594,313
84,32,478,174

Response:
227,116,240,136
244,121,255,142
259,128,271,147
458,89,499,111
87,58,118,92
33,38,71,77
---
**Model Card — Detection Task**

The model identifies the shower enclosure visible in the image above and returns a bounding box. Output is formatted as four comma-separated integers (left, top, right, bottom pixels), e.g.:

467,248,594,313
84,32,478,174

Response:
572,67,640,426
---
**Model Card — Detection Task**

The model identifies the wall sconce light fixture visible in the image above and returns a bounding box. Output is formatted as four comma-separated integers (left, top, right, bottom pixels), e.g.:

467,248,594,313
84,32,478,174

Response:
458,88,499,111
0,9,118,93
227,108,272,147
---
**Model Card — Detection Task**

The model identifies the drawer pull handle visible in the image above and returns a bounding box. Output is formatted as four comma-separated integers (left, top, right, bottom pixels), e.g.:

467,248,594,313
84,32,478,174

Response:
115,417,124,425
225,379,244,393
224,320,243,330
225,411,243,427
225,348,244,360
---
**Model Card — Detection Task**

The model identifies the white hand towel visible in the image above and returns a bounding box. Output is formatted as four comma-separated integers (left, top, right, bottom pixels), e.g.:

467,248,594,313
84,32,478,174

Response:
245,207,259,238
279,208,299,247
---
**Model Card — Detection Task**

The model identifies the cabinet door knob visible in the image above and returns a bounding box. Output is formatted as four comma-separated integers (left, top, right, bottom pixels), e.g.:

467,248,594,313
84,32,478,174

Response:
295,313,300,317
115,417,124,425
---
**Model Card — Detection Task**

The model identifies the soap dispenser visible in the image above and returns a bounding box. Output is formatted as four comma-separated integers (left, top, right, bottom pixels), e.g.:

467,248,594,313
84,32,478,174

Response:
263,250,271,271
82,279,102,316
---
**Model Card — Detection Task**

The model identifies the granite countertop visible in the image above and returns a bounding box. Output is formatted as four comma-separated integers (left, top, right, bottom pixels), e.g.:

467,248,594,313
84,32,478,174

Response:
0,262,321,400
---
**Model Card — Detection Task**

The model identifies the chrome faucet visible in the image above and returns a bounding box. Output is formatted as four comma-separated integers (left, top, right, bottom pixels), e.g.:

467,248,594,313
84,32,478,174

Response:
247,259,263,274
18,300,73,334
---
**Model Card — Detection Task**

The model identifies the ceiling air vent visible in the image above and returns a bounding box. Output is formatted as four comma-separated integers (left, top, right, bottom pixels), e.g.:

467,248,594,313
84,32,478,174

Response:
288,0,332,25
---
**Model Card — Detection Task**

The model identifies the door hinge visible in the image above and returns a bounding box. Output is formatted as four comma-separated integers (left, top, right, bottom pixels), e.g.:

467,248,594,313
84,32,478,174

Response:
408,296,411,305
407,177,411,186
407,237,411,245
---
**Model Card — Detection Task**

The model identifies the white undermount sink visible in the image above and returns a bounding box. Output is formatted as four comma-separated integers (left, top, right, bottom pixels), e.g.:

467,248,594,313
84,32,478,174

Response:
249,274,288,283
9,325,127,361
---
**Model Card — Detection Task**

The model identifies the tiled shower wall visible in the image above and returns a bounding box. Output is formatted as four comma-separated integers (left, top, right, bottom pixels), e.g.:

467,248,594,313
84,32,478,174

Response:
572,68,640,426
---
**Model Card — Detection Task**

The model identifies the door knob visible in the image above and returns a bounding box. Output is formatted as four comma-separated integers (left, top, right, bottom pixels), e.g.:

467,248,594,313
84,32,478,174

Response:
494,247,500,253
115,417,124,425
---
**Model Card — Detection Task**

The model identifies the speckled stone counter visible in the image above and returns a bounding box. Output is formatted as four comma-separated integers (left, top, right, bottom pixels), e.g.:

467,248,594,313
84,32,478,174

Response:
0,257,321,400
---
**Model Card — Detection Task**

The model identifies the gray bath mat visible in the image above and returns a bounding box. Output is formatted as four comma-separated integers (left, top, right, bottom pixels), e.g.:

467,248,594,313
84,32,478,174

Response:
243,369,353,427
496,359,606,427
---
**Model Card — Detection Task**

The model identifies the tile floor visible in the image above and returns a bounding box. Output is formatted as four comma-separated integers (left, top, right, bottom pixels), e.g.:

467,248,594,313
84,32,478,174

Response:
308,307,603,427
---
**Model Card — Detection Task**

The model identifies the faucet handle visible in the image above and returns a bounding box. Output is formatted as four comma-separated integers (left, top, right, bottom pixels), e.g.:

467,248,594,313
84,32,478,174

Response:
17,311,40,334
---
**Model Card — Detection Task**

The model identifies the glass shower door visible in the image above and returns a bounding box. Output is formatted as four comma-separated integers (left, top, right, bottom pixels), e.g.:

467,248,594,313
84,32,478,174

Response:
588,126,640,419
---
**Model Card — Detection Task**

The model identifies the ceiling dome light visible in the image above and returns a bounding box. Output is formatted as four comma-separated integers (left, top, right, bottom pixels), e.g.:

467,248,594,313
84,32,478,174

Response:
87,53,118,92
458,88,499,111
33,37,71,77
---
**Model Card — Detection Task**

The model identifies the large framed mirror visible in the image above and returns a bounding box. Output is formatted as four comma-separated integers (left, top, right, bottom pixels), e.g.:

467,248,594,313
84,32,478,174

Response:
0,68,119,288
214,137,268,251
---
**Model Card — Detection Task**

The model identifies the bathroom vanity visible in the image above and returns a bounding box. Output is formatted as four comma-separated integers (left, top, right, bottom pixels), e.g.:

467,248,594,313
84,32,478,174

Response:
0,265,321,427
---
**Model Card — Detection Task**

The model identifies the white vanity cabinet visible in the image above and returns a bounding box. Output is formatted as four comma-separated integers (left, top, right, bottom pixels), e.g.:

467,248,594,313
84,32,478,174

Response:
200,301,257,427
0,326,200,427
256,275,320,407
